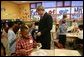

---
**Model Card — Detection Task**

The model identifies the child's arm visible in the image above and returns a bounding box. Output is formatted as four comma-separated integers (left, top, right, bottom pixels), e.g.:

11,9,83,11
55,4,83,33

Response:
33,40,37,48
29,35,37,48
15,40,27,55
16,39,34,56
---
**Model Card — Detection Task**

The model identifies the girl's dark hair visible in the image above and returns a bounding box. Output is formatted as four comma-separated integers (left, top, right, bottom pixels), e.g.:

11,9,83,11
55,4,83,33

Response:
20,25,28,32
78,24,83,30
8,22,14,28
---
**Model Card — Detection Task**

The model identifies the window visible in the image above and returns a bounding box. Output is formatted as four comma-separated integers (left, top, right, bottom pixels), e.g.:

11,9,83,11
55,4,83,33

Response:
57,1,63,7
42,1,56,8
64,1,71,6
71,1,83,20
30,1,83,21
30,3,36,9
71,1,83,6
57,7,70,14
36,3,42,7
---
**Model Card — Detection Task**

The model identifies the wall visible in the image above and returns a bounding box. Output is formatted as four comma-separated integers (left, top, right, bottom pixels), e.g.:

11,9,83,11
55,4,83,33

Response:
1,1,31,21
19,3,31,21
1,1,20,19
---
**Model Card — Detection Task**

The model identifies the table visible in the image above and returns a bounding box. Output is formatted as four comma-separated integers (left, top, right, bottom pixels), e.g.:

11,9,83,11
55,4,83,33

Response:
66,33,78,48
30,49,81,56
66,33,79,41
66,33,78,38
66,33,78,42
54,49,81,56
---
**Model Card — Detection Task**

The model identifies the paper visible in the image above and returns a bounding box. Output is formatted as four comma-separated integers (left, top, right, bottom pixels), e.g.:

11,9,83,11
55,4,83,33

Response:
31,50,48,56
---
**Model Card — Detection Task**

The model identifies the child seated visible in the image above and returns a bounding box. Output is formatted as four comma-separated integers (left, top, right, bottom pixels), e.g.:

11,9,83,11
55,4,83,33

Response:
74,24,83,49
15,25,37,56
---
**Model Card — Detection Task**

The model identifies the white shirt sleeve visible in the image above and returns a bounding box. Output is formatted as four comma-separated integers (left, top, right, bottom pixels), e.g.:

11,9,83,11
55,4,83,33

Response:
78,30,83,40
8,30,16,44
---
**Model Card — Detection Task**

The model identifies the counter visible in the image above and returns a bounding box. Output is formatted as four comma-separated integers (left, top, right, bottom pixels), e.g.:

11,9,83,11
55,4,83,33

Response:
30,49,81,56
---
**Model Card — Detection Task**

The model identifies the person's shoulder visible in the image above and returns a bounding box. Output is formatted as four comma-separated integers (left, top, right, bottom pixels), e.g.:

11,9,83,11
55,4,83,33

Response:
17,38,24,43
8,29,13,33
45,12,51,17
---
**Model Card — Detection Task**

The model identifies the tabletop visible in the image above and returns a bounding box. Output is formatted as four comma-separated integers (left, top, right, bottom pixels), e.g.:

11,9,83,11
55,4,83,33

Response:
30,49,81,56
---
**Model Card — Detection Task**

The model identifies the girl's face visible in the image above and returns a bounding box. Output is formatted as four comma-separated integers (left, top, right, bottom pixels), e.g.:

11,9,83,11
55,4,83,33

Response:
21,28,29,38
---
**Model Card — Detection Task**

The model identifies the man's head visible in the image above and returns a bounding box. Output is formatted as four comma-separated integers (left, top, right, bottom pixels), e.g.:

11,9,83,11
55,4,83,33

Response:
63,14,67,19
36,5,45,15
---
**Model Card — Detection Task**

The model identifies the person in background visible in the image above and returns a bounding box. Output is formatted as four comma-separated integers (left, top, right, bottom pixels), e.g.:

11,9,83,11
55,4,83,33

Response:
15,25,37,56
36,5,53,49
1,22,10,56
14,21,24,39
75,24,83,47
13,21,20,34
72,20,78,28
8,22,18,55
29,22,37,42
58,20,67,48
71,20,78,32
67,20,78,33
59,14,67,26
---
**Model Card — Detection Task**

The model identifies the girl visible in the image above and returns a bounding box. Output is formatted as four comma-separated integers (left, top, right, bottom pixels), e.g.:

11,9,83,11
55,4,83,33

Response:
15,25,37,56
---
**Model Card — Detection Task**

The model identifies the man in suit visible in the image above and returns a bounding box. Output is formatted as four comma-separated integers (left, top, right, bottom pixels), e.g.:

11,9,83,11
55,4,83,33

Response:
36,5,53,49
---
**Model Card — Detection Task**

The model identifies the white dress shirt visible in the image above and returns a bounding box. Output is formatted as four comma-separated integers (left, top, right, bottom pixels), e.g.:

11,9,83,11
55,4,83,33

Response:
78,30,83,40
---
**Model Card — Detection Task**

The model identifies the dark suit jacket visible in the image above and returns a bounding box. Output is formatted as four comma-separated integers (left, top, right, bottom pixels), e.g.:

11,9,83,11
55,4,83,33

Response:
36,12,53,43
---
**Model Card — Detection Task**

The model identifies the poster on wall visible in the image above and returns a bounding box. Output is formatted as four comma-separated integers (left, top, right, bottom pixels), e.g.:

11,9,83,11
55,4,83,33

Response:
31,9,40,21
31,8,57,21
57,7,70,14
31,9,37,15
71,7,83,14
71,14,83,19
45,8,57,21
45,8,56,14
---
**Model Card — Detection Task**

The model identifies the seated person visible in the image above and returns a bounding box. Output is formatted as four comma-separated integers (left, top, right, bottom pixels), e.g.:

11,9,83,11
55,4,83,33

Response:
75,24,83,48
15,25,37,56
67,20,78,33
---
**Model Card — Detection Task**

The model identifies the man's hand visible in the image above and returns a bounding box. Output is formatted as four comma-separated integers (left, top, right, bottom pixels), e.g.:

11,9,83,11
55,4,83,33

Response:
37,32,41,36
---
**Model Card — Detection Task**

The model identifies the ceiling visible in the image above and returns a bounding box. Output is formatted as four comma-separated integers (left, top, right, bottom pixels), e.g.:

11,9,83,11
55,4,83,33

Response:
11,1,43,4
